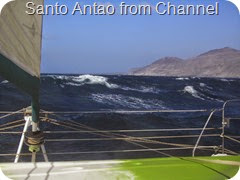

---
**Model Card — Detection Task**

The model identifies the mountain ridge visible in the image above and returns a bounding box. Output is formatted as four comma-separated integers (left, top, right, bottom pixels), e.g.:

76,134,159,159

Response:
129,47,240,78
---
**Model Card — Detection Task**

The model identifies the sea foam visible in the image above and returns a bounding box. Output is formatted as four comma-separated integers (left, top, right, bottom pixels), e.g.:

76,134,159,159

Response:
0,80,8,84
183,86,205,100
91,93,166,109
72,75,119,88
50,74,119,89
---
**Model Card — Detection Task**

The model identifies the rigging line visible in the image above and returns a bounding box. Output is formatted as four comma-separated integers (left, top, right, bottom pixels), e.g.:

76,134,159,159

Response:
228,136,240,138
0,123,25,131
40,109,220,137
40,109,212,114
60,119,204,148
0,153,32,156
224,135,240,144
46,118,200,154
0,112,24,114
191,158,240,166
0,131,220,138
0,119,24,128
43,117,218,157
63,121,186,147
0,108,25,119
45,117,184,147
68,118,208,148
44,118,173,157
44,117,133,139
40,128,221,133
44,134,220,142
43,118,222,130
226,117,240,120
41,108,220,153
223,148,239,155
0,146,216,157
39,117,219,133
0,132,22,134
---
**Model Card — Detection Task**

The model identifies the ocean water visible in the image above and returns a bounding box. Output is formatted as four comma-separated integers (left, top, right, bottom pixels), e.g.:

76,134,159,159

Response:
0,75,240,162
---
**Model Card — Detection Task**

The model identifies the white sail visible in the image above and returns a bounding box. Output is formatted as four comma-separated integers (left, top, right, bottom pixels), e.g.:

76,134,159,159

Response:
0,0,43,78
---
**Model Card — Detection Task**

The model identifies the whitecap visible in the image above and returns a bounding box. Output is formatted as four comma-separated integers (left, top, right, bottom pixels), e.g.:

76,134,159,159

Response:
199,83,213,90
120,86,161,94
0,80,8,84
176,77,189,80
91,94,165,109
43,75,67,80
61,74,118,88
220,78,235,82
65,82,80,87
183,85,223,102
71,75,118,89
183,86,205,100
220,79,229,82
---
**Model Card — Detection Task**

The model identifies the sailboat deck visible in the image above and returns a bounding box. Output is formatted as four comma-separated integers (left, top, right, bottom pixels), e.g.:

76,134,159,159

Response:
1,156,240,180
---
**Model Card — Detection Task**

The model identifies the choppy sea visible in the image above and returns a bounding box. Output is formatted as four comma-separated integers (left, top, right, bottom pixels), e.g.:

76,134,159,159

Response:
0,75,240,162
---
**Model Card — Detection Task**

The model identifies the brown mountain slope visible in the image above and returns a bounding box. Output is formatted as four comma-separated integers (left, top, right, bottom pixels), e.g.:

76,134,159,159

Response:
129,47,240,78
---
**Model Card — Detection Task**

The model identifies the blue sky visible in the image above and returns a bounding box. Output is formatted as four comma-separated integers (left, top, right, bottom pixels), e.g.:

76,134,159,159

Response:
41,0,240,74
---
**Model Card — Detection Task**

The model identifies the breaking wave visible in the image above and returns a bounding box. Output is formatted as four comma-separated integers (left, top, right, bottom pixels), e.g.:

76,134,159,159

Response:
48,74,119,89
0,80,8,84
199,83,206,87
120,86,162,94
91,94,166,109
176,77,189,80
38,75,239,106
46,74,164,93
220,78,236,82
183,86,205,100
71,75,118,88
183,85,223,102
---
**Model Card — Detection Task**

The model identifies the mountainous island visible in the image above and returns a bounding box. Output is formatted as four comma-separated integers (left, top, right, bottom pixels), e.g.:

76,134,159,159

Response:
129,47,240,78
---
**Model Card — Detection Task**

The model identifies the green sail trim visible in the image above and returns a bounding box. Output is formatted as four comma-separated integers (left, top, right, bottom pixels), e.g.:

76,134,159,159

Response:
0,53,40,122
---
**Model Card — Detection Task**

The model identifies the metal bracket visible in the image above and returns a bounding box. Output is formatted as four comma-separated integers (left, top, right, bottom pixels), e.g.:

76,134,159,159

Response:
14,108,48,163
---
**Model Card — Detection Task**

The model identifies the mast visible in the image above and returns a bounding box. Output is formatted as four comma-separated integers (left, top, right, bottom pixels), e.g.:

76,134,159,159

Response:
0,0,44,162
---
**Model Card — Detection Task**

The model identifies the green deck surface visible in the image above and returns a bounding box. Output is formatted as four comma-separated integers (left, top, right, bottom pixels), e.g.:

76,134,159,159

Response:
118,156,240,180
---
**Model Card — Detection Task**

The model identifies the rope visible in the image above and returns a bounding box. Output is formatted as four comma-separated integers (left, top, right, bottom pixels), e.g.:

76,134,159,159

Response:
224,135,240,144
227,117,240,120
228,136,240,139
41,109,211,114
0,106,238,162
43,117,173,157
0,112,24,114
39,109,221,155
45,134,220,142
42,117,219,158
43,119,220,149
68,119,211,148
44,117,194,148
0,146,216,157
0,123,25,131
0,108,25,119
0,131,22,134
223,148,239,155
192,158,240,166
71,119,196,148
40,128,220,134
0,119,24,128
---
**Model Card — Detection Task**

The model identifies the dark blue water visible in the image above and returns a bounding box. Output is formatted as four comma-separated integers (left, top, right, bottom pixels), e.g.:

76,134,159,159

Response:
0,75,240,162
